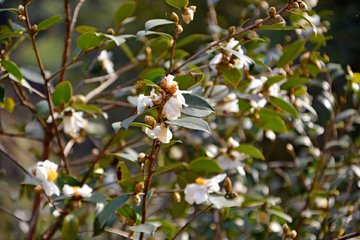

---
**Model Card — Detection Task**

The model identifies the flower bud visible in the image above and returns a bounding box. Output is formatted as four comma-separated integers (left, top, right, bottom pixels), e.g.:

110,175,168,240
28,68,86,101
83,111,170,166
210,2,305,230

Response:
299,1,308,10
138,152,147,163
189,6,196,12
73,200,82,210
132,194,141,206
70,94,86,105
269,7,276,18
18,5,24,12
127,218,135,226
30,24,38,36
292,2,299,9
18,15,26,22
175,24,183,35
134,182,144,194
172,192,181,202
283,223,290,236
171,12,179,23
182,7,195,24
145,115,156,127
117,214,126,224
223,177,232,193
289,230,297,239
255,19,263,27
128,231,135,237
106,28,115,35
274,15,286,26
228,26,235,36
227,191,238,198
34,185,44,194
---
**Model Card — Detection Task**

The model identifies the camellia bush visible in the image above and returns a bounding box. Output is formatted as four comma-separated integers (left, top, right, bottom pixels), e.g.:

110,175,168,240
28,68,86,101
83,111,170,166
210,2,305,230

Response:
1,0,360,239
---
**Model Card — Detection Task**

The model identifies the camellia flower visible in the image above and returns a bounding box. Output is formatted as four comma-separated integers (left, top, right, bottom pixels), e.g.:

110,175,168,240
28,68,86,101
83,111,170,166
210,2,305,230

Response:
63,108,87,135
182,6,196,24
215,93,239,113
184,173,226,205
162,91,188,120
30,160,60,196
160,74,178,95
97,50,115,74
63,184,93,199
145,122,173,143
137,94,153,114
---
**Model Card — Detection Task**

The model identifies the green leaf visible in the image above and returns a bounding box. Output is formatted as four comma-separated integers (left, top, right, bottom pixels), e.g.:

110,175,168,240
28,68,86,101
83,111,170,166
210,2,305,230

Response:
277,39,306,68
259,23,304,31
253,115,288,133
140,68,166,82
253,59,272,72
176,34,204,48
76,32,103,51
165,0,189,9
116,204,138,221
190,157,223,175
95,33,135,46
109,153,139,165
37,15,62,31
99,194,130,228
83,192,109,204
0,8,22,14
145,140,182,155
57,175,81,190
280,77,310,90
145,19,176,32
181,93,214,117
269,96,299,119
233,144,265,160
74,25,99,34
52,81,72,106
264,75,286,88
61,214,79,240
117,161,144,192
1,97,15,113
0,32,27,41
289,10,317,36
20,178,42,186
209,195,242,209
268,208,293,223
165,117,211,133
0,59,23,82
174,72,204,90
129,223,157,236
32,100,49,120
114,1,137,26
153,162,187,176
136,30,172,41
20,67,45,85
221,66,242,89
71,103,102,116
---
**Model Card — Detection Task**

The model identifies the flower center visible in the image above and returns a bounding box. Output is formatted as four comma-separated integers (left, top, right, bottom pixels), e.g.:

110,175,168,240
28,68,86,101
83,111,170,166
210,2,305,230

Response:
73,186,81,197
31,168,37,176
47,169,58,182
195,177,206,185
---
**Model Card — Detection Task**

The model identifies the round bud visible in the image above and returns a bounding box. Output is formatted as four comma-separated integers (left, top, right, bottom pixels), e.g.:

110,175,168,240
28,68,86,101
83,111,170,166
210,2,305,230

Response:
172,192,181,202
255,19,263,27
145,115,156,127
289,230,297,239
34,185,44,194
223,177,232,193
175,24,183,35
132,194,141,206
189,6,196,12
31,24,38,35
227,191,238,198
117,214,126,224
106,28,115,35
70,94,86,105
134,182,144,194
292,2,299,8
128,231,135,238
18,15,26,22
299,1,308,10
138,152,147,163
18,5,24,12
269,7,276,18
228,26,235,36
126,218,135,226
73,200,82,210
286,143,294,154
171,12,179,23
283,223,290,236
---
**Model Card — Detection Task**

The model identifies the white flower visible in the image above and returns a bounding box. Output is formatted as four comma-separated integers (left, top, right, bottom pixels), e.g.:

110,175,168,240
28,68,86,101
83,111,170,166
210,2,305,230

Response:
137,94,153,114
63,108,87,135
216,93,239,113
97,50,115,74
31,160,60,196
184,173,226,205
246,76,267,94
209,53,223,72
227,137,240,148
46,112,60,123
162,91,188,120
63,184,93,199
226,38,239,49
217,151,247,170
160,74,179,95
182,7,195,24
145,123,173,143
304,0,317,9
255,210,270,224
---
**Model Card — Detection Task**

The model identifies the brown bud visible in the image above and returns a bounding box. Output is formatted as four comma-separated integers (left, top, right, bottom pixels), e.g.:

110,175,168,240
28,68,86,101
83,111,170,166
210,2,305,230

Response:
223,177,232,193
91,148,100,156
137,152,147,163
132,194,141,206
134,182,144,194
269,7,276,18
255,19,263,27
18,15,26,22
292,2,299,9
34,185,44,194
289,230,297,239
227,191,238,198
171,12,179,23
172,192,181,202
274,15,286,26
117,214,126,224
299,1,308,10
228,26,235,36
331,190,340,197
73,200,82,210
106,28,115,35
175,24,183,35
30,24,37,36
70,94,86,105
127,218,135,226
145,115,156,128
283,223,290,236
128,230,135,238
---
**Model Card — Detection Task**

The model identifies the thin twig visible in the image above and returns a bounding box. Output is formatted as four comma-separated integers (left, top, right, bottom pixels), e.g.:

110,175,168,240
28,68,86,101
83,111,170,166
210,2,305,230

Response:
59,0,72,82
172,204,214,240
104,227,139,240
0,143,31,176
335,230,360,240
0,132,44,142
27,192,41,240
0,205,28,222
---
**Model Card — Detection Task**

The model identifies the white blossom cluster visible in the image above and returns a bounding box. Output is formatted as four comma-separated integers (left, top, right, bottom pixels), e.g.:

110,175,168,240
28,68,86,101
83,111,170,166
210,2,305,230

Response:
47,107,87,135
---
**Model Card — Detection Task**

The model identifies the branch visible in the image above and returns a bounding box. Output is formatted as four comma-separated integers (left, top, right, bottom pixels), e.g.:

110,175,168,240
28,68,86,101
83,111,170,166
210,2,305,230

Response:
172,204,214,240
0,132,44,142
0,205,28,222
336,230,360,240
0,143,31,176
58,0,72,82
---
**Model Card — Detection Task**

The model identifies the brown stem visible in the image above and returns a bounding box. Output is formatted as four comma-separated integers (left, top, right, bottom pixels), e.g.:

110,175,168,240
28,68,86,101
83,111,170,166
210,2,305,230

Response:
336,230,360,240
170,3,290,74
58,0,71,82
0,205,28,222
169,19,181,73
172,204,214,240
0,132,44,142
0,143,31,176
26,192,41,240
41,214,65,240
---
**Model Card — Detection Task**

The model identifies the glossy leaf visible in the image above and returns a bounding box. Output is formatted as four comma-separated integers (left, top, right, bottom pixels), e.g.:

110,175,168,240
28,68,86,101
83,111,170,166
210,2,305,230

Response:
0,59,23,82
129,223,157,236
174,72,204,90
117,204,138,221
110,153,139,165
166,117,211,133
165,0,188,9
289,10,318,35
190,157,223,175
74,25,99,34
233,144,265,160
209,195,243,209
99,194,130,227
280,77,310,90
61,214,79,240
117,161,144,192
76,32,103,50
71,103,103,116
259,23,304,31
253,115,288,133
264,75,285,87
52,81,72,106
136,30,172,41
37,15,62,31
114,1,136,26
277,39,306,68
83,192,109,204
145,19,176,32
0,97,15,113
95,33,135,46
268,208,293,223
221,66,242,89
269,96,299,119
181,93,214,117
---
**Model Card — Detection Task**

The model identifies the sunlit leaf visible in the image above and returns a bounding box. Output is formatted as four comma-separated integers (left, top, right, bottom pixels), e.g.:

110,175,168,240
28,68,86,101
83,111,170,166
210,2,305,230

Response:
166,117,211,133
114,1,137,26
233,144,265,160
181,93,214,117
289,10,318,36
129,223,157,236
76,32,103,50
0,97,15,113
136,30,172,41
174,72,204,90
74,25,99,34
209,195,243,209
52,81,72,106
165,0,189,9
145,19,176,32
280,77,310,90
61,214,79,240
99,194,130,227
0,59,23,82
269,96,299,119
277,39,306,68
37,15,62,31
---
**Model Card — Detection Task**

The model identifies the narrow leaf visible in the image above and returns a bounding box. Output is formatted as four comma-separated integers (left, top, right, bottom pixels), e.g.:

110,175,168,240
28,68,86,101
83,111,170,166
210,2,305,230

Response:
136,30,172,41
0,59,23,82
165,117,211,133
37,15,62,31
209,195,243,209
259,23,304,31
129,223,157,236
277,39,306,68
99,194,131,227
289,10,318,35
52,81,72,106
181,93,214,117
233,144,265,160
280,77,310,90
269,96,299,119
145,19,176,32
114,1,137,26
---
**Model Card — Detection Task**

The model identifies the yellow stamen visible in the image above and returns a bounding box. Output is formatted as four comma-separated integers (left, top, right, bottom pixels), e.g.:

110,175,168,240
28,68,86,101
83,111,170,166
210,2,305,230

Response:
195,177,206,185
47,169,58,182
31,168,37,176
73,186,81,198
